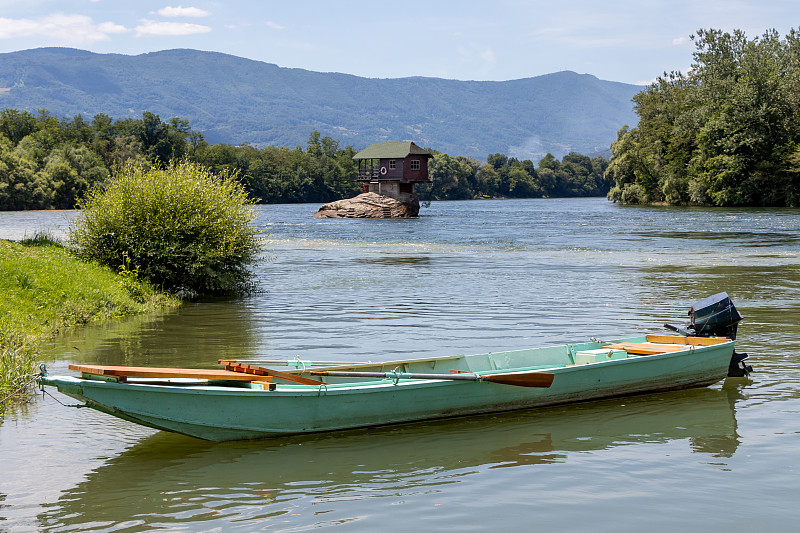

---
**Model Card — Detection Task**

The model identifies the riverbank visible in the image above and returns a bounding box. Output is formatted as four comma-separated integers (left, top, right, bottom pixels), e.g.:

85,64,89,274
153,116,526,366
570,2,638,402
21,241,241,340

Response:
0,237,179,411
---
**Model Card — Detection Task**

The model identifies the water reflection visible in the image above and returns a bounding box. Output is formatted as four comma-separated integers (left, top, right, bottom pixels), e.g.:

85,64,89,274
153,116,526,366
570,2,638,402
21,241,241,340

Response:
46,300,263,369
39,386,742,531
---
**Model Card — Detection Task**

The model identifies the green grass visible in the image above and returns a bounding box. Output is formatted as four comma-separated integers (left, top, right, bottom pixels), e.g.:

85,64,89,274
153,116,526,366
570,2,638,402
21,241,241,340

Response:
0,238,179,411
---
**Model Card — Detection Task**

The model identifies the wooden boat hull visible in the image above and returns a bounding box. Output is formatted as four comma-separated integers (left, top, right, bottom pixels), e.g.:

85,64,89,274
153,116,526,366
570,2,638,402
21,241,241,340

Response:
41,335,736,442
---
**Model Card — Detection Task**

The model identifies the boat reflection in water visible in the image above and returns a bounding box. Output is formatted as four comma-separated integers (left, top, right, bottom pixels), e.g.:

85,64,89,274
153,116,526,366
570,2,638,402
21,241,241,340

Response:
39,384,743,530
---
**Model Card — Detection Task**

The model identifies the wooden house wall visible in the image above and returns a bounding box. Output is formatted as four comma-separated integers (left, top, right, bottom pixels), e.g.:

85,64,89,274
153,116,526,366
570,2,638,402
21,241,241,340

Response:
377,157,429,182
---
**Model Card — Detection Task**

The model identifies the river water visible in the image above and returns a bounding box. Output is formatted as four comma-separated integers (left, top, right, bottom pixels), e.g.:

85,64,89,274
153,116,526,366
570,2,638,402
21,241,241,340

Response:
1,198,799,532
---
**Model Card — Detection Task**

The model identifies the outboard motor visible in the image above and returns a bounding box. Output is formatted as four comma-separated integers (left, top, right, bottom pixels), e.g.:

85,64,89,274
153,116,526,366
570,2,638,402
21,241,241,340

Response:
689,292,743,339
665,292,752,377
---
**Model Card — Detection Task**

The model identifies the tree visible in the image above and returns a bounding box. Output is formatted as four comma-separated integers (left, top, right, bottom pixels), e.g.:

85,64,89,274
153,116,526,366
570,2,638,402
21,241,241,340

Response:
691,29,797,205
425,152,481,200
45,145,108,209
134,112,190,165
606,28,800,207
0,109,37,145
0,136,53,210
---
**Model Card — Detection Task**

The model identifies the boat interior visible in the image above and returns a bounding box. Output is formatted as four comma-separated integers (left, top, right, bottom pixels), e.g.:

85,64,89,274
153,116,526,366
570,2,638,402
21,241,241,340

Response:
63,335,731,390
291,334,728,377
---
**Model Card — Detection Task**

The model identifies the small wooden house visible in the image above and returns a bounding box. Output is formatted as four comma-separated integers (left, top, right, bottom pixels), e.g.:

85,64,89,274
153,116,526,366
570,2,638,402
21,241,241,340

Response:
353,142,433,202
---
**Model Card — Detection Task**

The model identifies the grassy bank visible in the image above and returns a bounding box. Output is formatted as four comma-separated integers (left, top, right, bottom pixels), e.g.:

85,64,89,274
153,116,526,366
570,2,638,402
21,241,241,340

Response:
0,237,179,411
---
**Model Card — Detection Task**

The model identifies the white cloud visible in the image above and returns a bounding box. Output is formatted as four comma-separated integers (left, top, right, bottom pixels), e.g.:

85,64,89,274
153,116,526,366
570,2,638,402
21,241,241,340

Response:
265,21,284,30
155,6,210,18
478,47,496,64
458,43,496,66
672,36,690,46
0,13,128,42
135,19,211,37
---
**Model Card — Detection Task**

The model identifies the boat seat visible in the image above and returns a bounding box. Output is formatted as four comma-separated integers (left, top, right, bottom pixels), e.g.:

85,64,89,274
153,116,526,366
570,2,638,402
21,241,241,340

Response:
601,343,692,355
645,334,730,346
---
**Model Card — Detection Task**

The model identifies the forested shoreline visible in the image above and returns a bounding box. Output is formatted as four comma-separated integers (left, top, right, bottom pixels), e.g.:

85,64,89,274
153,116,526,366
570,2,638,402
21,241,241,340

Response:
4,27,799,210
606,28,800,207
0,108,611,211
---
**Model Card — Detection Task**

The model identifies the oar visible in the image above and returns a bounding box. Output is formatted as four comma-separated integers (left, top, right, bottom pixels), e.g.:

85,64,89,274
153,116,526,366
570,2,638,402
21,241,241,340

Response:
221,361,325,386
219,359,369,367
310,370,555,388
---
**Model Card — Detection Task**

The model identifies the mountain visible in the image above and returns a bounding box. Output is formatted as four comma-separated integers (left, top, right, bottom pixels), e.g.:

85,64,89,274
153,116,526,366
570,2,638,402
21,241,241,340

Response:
0,47,640,160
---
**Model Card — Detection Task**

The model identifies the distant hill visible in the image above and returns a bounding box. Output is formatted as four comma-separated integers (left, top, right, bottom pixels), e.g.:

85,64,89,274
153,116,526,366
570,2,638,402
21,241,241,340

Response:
0,47,640,160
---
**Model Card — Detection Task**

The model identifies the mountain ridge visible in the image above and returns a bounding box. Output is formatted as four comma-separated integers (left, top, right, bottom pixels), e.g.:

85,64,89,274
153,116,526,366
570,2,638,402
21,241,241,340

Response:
0,47,641,159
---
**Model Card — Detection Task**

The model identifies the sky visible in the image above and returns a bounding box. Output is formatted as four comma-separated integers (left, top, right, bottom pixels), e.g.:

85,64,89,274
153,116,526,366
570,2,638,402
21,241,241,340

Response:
0,0,797,85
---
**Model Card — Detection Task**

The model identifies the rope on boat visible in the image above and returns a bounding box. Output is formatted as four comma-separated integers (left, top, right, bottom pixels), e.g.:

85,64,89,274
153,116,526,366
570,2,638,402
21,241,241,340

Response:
34,365,86,408
39,386,87,408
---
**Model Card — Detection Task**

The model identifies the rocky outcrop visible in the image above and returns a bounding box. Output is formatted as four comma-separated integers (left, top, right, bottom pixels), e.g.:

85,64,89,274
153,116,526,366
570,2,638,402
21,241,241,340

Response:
312,192,420,218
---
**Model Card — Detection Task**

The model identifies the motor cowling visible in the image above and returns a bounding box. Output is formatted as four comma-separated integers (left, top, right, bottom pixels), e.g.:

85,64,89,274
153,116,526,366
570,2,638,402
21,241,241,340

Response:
688,292,744,340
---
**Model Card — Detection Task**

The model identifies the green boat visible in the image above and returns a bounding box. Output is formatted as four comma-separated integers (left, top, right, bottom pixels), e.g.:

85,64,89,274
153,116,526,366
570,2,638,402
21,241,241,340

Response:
40,293,751,442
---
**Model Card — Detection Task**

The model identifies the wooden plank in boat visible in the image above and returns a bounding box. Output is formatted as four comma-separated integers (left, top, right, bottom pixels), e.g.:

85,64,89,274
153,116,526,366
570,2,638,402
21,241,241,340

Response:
69,364,271,382
601,343,692,355
645,334,730,346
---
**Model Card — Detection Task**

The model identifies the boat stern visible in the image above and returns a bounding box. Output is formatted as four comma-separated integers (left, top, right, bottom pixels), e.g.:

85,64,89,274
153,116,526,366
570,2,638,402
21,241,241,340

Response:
664,292,751,377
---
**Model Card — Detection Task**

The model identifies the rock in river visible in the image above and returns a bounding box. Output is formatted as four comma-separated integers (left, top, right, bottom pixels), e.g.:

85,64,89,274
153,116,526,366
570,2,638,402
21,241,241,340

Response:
312,192,419,218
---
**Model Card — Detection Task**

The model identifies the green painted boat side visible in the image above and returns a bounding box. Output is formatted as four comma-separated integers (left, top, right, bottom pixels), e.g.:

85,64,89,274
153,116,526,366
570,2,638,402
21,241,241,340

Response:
40,335,736,442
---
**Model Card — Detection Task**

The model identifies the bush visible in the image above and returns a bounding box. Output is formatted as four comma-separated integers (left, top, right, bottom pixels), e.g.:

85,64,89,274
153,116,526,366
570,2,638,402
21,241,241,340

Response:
69,162,262,296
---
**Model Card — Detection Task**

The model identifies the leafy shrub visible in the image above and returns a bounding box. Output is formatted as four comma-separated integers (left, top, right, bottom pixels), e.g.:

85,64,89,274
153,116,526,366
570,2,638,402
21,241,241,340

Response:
69,162,262,296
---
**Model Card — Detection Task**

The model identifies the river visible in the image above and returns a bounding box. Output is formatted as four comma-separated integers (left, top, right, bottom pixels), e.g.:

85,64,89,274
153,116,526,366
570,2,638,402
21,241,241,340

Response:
1,197,799,532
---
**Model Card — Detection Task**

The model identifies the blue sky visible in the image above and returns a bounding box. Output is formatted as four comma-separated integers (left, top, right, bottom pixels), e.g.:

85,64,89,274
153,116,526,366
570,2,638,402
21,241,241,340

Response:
0,1,797,85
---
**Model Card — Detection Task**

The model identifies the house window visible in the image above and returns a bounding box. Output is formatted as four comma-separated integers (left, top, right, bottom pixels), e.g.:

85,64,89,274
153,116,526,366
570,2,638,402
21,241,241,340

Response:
399,182,413,193
410,159,420,170
389,160,396,169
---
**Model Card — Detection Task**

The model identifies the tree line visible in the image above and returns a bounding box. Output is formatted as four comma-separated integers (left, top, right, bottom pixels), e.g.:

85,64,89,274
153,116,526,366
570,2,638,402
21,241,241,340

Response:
606,28,800,207
423,151,610,201
0,107,611,210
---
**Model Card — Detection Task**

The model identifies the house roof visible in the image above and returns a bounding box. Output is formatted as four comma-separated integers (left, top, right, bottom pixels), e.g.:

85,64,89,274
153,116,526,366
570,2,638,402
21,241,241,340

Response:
353,142,433,160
